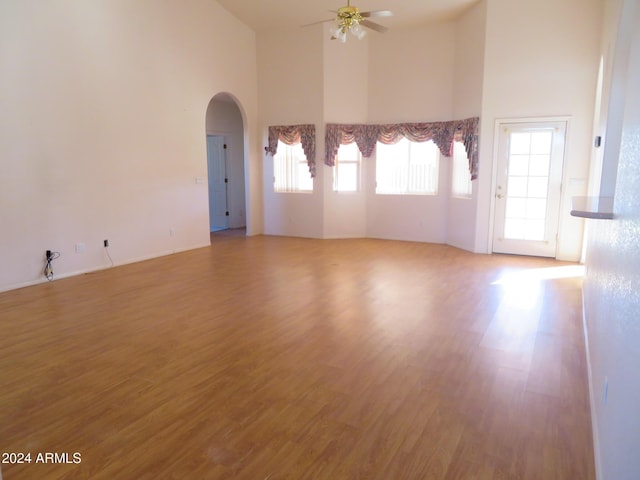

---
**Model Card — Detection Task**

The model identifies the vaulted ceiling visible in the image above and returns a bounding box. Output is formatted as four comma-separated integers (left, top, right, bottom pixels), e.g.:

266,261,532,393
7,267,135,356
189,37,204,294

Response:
216,0,481,33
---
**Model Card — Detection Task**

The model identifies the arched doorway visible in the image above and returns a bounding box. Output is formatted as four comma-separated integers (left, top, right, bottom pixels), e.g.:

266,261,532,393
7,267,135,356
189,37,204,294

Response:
205,93,247,236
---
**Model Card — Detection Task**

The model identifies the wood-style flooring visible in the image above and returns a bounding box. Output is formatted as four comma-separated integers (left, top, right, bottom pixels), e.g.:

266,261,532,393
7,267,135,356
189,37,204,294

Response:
0,234,595,479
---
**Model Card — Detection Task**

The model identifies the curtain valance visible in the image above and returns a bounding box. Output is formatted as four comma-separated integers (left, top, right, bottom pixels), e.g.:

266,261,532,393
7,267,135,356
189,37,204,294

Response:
265,124,316,177
325,117,479,180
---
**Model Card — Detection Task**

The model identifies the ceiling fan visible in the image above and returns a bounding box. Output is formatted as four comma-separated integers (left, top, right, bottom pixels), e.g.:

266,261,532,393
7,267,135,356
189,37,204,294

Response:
303,1,393,43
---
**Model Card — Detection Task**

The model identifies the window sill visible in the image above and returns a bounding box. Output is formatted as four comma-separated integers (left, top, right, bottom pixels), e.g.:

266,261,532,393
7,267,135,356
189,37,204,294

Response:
570,196,614,219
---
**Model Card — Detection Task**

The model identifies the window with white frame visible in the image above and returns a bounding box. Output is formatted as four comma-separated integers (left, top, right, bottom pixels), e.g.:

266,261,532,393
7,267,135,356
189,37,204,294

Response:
451,141,473,197
333,143,362,192
273,140,313,193
375,138,439,195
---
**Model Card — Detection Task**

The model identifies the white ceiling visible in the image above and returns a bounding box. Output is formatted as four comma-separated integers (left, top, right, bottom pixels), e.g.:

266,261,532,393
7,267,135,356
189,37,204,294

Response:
216,0,481,33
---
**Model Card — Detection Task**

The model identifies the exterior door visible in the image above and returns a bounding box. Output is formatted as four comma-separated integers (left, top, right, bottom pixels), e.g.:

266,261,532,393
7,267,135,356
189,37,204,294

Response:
206,135,229,231
492,121,566,257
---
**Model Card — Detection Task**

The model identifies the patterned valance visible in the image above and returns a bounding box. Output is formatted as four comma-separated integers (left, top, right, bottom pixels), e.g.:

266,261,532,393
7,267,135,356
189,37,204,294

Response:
265,124,316,177
325,117,479,180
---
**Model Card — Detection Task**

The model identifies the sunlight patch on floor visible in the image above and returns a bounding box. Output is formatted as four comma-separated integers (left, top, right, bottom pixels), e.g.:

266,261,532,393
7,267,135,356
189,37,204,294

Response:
492,264,585,286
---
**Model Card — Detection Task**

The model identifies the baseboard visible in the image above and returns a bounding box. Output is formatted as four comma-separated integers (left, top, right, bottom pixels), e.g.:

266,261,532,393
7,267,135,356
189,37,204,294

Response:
582,288,602,480
0,243,211,294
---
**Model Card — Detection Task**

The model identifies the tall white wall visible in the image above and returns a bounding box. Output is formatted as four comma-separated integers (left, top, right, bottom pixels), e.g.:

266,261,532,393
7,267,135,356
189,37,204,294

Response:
583,2,640,479
448,1,487,251
476,0,601,260
368,25,455,123
258,26,325,238
0,0,259,292
323,26,369,239
365,25,456,243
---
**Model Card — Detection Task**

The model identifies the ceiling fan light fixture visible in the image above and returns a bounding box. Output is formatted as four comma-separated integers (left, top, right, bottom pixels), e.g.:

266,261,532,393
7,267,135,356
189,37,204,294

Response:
308,1,391,43
330,17,365,42
351,23,366,39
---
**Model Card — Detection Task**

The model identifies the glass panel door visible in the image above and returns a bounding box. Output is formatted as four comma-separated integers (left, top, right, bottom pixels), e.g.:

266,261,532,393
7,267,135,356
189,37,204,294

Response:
493,122,566,257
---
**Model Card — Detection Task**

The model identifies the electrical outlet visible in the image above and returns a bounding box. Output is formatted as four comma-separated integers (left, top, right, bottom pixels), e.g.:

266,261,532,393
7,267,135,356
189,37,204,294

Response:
75,243,86,254
104,239,109,247
46,250,52,260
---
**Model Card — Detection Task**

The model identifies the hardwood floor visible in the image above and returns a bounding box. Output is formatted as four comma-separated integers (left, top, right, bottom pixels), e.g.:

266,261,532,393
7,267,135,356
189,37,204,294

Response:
0,236,595,479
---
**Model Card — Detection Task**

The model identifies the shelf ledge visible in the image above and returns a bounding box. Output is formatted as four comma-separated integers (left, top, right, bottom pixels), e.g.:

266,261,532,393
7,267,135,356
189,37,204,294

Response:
570,196,614,219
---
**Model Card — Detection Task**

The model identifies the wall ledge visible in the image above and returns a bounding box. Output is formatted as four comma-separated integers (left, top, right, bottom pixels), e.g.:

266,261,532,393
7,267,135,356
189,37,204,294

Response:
570,196,614,219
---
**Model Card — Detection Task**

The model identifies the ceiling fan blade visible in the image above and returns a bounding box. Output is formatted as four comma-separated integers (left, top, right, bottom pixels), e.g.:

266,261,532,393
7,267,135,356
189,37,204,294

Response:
360,19,389,33
361,10,393,18
301,18,335,27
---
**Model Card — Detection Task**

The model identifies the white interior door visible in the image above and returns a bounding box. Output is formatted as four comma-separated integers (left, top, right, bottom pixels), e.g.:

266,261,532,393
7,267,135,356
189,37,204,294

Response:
492,121,566,257
207,135,229,231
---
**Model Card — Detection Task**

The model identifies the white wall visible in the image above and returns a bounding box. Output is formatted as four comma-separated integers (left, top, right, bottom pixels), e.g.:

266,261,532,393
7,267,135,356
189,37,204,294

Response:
448,1,487,251
206,97,247,229
368,25,455,123
594,0,636,198
583,2,640,479
365,166,449,243
258,26,325,238
476,0,601,260
365,24,456,243
323,27,369,239
0,0,259,292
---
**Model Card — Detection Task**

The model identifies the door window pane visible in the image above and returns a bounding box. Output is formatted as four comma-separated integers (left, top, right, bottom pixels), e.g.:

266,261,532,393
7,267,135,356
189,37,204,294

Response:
506,198,527,218
526,198,547,219
503,129,554,241
530,131,553,154
529,155,551,176
528,177,548,198
504,219,525,239
510,133,531,154
525,220,545,241
507,177,528,197
509,155,529,176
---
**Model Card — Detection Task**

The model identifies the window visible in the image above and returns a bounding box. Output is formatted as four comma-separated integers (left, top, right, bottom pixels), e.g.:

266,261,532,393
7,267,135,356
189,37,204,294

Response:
273,140,313,192
333,143,361,192
375,138,439,195
451,141,473,197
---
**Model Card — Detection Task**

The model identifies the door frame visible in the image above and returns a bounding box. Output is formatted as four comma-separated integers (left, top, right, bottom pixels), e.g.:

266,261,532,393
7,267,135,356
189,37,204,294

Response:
489,116,571,258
